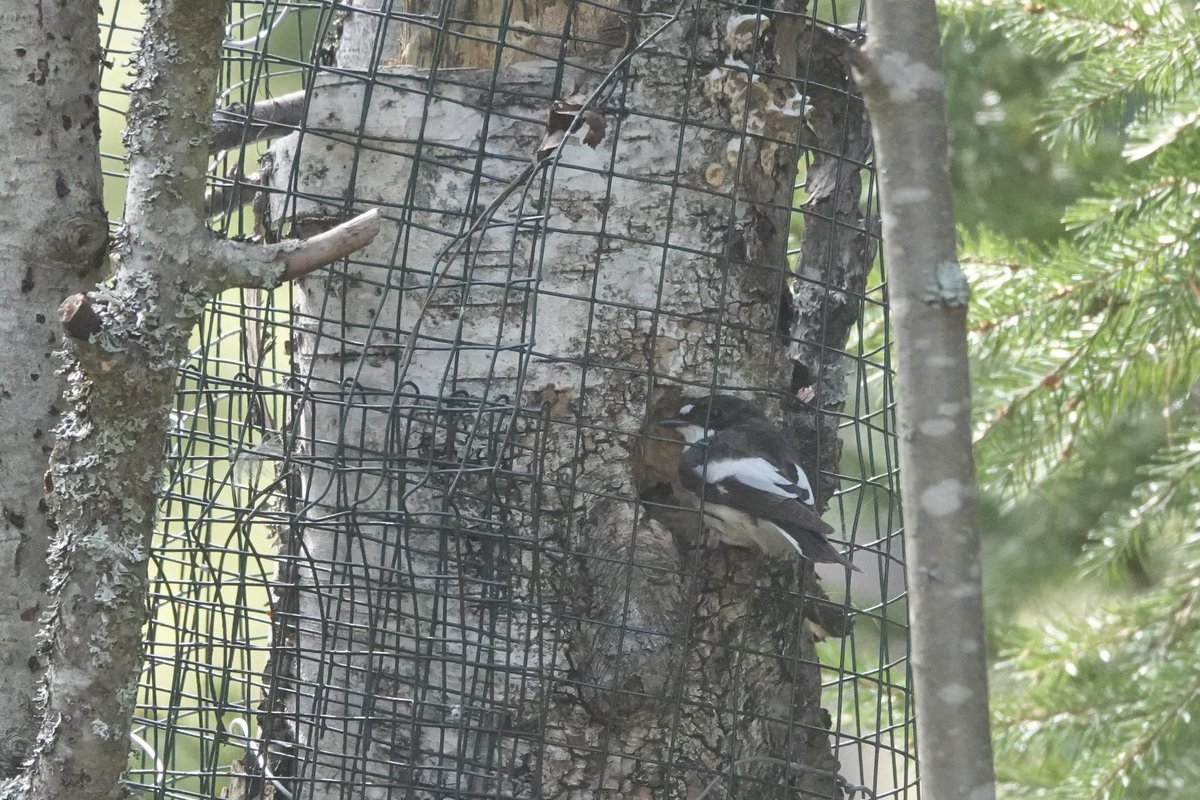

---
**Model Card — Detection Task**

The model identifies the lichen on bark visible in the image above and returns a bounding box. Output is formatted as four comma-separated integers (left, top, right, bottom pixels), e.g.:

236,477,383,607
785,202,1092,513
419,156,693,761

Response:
2,2,380,797
240,3,872,798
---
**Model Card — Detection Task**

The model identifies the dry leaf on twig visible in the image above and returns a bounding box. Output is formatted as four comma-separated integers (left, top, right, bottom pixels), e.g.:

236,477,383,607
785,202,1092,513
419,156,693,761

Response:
537,99,607,162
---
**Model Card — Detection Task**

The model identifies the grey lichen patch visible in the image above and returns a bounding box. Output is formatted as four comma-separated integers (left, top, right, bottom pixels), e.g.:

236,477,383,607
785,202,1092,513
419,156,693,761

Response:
724,13,770,54
90,269,166,350
925,260,969,308
937,683,973,706
114,676,140,716
920,478,965,517
873,48,945,104
90,719,112,740
121,496,147,524
243,251,287,288
78,520,147,561
917,417,955,437
214,243,289,291
175,282,214,321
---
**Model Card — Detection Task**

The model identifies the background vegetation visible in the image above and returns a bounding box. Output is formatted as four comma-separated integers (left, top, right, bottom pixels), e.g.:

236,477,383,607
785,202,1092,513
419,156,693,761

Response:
943,1,1200,797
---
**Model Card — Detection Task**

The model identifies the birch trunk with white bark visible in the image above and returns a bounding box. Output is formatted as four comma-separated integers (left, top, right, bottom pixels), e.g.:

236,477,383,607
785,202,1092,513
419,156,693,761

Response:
247,3,873,798
0,1,108,774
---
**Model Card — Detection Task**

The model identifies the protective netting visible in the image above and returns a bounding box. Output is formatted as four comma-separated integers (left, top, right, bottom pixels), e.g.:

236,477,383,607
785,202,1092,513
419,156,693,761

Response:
101,2,916,798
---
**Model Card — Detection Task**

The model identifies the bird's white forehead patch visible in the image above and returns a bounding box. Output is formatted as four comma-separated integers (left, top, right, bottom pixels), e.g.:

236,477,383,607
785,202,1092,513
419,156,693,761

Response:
678,403,695,416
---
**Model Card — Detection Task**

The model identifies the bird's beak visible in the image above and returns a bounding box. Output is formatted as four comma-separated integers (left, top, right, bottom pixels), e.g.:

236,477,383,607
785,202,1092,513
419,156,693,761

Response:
658,417,686,428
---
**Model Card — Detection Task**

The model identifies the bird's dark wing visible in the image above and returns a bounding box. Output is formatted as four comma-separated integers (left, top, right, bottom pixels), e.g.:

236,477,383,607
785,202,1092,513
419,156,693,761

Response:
678,425,817,509
678,433,855,569
706,474,854,567
740,424,817,504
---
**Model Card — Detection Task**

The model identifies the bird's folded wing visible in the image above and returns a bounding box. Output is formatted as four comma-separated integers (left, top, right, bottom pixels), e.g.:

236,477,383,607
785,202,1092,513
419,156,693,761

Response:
677,449,834,537
706,475,836,538
678,446,856,568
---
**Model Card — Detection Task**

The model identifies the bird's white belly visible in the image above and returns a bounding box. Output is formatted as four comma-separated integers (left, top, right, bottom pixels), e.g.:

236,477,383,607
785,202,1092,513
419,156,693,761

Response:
702,504,797,557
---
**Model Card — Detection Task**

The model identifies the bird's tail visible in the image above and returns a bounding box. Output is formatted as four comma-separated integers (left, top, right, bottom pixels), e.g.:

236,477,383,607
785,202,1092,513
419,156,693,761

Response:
778,522,860,572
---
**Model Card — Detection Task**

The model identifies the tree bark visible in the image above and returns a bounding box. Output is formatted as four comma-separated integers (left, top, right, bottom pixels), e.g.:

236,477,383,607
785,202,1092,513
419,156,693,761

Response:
785,24,876,506
0,0,108,776
5,3,232,793
854,4,996,800
245,2,872,798
0,3,380,797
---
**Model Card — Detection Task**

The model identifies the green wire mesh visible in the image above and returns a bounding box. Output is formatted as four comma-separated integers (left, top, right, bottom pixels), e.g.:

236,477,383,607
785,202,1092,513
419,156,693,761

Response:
97,2,916,798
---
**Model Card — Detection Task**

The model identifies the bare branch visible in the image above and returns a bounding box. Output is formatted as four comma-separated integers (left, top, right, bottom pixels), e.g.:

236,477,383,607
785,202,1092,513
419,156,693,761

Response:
210,89,306,153
205,167,263,218
58,294,103,341
207,208,382,289
279,208,382,281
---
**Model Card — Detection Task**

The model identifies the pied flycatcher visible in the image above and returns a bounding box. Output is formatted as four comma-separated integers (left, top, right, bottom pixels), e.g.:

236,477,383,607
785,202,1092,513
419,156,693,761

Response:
660,394,856,570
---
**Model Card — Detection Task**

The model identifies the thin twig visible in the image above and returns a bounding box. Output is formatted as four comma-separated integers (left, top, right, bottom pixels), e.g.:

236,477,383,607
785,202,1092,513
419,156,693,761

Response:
206,208,383,289
280,208,382,280
211,89,306,153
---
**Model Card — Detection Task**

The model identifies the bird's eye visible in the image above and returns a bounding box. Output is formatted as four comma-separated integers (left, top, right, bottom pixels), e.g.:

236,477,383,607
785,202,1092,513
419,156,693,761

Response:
709,407,724,422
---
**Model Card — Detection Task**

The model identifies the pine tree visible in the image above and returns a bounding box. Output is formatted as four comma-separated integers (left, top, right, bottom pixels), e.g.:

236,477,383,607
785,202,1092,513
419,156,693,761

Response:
944,2,1200,797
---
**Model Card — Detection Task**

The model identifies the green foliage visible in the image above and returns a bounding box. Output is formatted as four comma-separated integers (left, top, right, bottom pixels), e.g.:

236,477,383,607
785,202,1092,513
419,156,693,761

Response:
942,14,1120,242
942,1,1200,797
989,466,1200,799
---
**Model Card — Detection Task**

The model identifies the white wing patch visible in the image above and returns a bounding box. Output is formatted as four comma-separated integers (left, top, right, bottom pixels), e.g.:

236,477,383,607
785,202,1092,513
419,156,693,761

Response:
790,463,816,506
699,457,817,505
770,522,805,556
700,457,795,498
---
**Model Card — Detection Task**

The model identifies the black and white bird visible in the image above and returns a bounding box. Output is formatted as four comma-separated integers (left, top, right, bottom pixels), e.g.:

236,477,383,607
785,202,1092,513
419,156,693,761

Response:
660,394,857,570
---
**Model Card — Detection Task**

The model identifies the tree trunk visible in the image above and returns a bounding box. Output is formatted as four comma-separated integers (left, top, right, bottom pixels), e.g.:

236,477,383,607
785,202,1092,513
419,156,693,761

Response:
855,3,996,800
0,0,108,777
0,3,380,797
248,3,872,798
0,3,231,794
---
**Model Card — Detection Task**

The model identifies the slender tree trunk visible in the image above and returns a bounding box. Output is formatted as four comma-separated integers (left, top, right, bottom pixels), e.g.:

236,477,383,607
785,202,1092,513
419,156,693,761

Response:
249,3,872,797
0,0,108,776
0,3,379,797
7,4,234,794
854,4,997,800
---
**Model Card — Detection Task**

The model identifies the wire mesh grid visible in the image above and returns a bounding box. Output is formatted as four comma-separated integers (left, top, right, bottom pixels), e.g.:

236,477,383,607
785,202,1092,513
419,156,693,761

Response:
99,1,916,798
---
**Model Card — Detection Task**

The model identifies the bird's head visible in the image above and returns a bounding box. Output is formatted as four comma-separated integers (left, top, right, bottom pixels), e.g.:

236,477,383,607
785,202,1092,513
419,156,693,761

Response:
659,394,765,443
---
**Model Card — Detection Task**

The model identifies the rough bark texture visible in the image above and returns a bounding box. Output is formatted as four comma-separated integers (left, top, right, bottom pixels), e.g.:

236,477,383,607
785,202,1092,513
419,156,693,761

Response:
244,2,871,798
0,3,381,798
784,24,875,505
0,0,108,777
855,4,996,800
0,4,233,797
